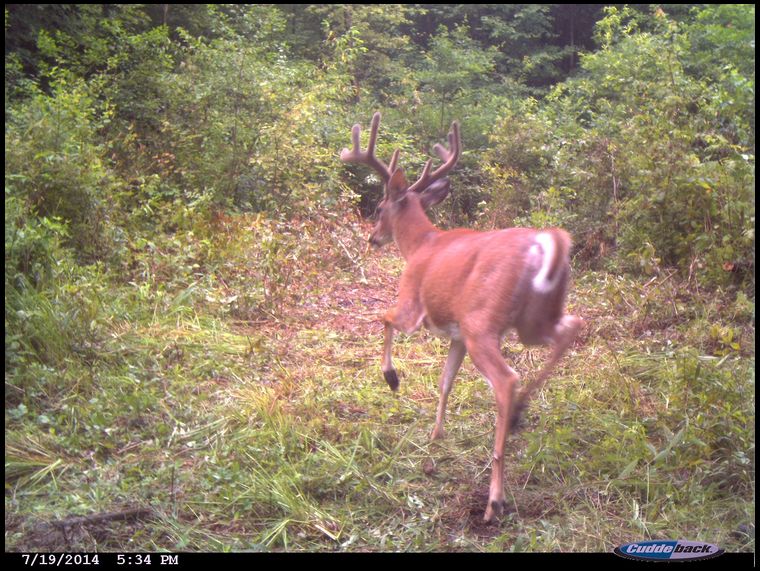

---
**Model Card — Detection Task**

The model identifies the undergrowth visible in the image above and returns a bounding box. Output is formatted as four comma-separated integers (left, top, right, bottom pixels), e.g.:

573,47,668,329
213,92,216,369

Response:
5,213,755,552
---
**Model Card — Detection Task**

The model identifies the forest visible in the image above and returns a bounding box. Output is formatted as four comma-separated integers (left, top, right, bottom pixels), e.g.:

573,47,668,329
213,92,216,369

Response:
5,4,755,553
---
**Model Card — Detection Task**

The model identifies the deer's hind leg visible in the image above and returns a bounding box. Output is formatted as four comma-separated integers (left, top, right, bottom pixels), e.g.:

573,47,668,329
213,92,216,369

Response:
464,334,520,522
511,314,583,430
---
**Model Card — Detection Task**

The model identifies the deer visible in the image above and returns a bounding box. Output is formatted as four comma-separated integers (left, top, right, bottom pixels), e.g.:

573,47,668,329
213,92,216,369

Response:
340,112,583,523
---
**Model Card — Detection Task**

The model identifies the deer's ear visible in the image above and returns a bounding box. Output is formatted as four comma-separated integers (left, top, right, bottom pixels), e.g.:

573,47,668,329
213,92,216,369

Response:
387,168,408,202
420,178,450,209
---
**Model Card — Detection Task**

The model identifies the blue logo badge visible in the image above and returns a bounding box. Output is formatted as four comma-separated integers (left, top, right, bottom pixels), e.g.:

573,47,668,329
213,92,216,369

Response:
614,540,724,561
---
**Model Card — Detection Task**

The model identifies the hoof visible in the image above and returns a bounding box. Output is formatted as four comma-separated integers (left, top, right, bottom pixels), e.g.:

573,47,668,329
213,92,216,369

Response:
483,499,507,523
430,427,445,441
383,369,399,391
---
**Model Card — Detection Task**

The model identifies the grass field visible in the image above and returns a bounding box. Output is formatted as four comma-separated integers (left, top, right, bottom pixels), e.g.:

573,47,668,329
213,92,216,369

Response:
5,214,755,552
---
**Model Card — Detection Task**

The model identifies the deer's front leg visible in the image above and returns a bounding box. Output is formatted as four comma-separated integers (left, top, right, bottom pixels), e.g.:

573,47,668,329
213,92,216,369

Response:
430,339,466,440
381,318,400,391
381,303,425,392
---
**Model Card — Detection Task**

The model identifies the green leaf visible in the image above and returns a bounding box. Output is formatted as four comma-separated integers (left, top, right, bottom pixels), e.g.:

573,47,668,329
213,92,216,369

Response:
618,458,639,479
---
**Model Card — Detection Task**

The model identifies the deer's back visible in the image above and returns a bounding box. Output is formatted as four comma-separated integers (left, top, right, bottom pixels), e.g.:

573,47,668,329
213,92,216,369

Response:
406,227,568,341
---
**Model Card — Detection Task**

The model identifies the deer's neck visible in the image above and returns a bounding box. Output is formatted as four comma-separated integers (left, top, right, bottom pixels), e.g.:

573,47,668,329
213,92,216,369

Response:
393,199,439,260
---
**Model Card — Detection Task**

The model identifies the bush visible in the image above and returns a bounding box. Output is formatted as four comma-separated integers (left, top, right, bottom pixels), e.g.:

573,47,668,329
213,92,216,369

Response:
5,74,120,263
481,6,754,290
4,189,104,377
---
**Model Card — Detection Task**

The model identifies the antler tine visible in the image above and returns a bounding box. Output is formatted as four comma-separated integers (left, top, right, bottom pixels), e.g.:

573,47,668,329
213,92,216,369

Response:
366,112,380,156
408,120,462,194
350,124,361,153
340,112,396,183
340,123,364,162
449,120,461,161
419,159,432,181
389,149,400,173
432,128,458,162
433,143,450,162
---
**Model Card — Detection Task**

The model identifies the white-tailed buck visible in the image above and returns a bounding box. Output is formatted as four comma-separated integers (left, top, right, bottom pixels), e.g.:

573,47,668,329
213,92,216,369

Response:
341,112,583,522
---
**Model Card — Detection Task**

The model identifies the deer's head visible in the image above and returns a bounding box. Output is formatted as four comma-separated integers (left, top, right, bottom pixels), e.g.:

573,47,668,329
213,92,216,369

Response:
340,113,460,249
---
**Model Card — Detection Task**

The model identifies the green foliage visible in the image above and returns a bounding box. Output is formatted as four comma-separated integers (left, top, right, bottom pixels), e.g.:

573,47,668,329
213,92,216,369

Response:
484,5,754,289
100,25,175,141
5,194,71,374
304,5,416,102
5,187,106,389
5,74,120,262
417,25,496,133
4,4,755,553
411,5,604,90
683,4,755,80
619,348,754,497
5,4,150,81
5,189,70,288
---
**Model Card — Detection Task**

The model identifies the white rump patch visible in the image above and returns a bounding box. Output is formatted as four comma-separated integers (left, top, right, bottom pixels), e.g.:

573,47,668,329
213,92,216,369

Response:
532,232,557,293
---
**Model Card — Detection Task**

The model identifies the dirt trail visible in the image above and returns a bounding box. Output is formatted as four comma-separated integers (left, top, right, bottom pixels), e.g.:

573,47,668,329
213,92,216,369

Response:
268,245,399,339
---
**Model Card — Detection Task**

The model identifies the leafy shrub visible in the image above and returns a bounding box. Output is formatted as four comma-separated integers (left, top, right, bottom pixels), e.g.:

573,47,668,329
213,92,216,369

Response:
481,6,755,290
5,74,119,262
5,188,105,379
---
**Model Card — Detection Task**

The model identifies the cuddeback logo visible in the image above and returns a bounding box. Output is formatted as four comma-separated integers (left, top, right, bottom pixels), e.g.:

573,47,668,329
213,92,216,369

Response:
614,540,724,561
